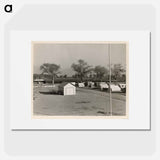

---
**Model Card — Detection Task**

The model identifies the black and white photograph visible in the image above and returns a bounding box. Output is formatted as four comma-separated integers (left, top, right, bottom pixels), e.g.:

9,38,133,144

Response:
32,42,128,118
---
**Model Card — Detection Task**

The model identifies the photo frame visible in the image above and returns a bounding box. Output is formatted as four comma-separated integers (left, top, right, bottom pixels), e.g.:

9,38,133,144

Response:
9,30,150,130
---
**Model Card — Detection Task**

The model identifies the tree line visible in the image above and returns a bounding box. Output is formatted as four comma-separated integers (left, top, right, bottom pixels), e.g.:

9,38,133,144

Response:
34,59,126,84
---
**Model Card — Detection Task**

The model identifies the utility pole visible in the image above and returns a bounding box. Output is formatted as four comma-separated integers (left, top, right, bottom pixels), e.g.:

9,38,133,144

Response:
108,44,112,116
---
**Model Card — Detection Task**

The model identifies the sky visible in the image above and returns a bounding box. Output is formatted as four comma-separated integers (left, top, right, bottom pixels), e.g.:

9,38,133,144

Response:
33,43,126,76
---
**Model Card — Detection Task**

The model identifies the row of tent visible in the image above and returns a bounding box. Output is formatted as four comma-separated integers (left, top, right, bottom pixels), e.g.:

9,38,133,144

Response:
71,81,126,93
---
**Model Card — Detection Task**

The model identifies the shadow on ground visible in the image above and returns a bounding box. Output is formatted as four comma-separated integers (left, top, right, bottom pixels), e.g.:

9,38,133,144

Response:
39,90,62,95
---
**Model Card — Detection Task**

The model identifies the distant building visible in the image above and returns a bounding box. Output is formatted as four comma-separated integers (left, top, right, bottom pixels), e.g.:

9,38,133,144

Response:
34,79,45,84
58,82,76,95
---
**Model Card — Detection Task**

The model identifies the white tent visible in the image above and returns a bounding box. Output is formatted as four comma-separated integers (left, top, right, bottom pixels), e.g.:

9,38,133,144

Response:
78,82,85,88
99,82,109,91
110,84,121,92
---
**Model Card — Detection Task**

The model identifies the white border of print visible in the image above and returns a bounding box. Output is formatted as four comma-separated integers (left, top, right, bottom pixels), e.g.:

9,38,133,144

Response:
10,30,150,130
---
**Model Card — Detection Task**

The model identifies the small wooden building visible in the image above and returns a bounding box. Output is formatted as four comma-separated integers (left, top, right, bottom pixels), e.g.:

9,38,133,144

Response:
58,82,76,95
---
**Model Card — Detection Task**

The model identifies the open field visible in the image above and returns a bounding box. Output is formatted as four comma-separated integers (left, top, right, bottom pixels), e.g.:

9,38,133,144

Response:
33,84,126,116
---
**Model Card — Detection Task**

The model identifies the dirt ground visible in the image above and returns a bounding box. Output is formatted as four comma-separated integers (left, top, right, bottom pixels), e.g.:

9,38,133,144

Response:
33,84,126,116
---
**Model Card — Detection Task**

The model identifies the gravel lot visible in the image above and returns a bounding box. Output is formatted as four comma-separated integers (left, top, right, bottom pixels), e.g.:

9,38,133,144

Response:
33,84,126,116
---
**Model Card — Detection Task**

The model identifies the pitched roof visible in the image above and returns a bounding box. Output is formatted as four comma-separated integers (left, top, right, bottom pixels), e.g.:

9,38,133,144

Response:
58,82,74,88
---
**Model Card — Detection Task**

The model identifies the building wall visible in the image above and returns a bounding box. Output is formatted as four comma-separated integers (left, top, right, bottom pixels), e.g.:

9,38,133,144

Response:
64,86,76,95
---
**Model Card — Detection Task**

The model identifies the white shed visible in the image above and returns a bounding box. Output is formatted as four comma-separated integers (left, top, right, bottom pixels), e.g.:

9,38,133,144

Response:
58,82,76,95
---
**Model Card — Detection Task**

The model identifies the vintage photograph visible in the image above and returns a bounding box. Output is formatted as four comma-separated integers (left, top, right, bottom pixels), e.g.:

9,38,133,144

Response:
32,42,128,118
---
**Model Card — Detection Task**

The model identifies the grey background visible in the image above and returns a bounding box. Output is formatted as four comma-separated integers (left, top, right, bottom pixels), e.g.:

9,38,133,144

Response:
4,4,155,156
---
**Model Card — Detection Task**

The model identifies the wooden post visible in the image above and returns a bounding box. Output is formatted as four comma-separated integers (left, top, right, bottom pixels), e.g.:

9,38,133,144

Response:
109,44,112,116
